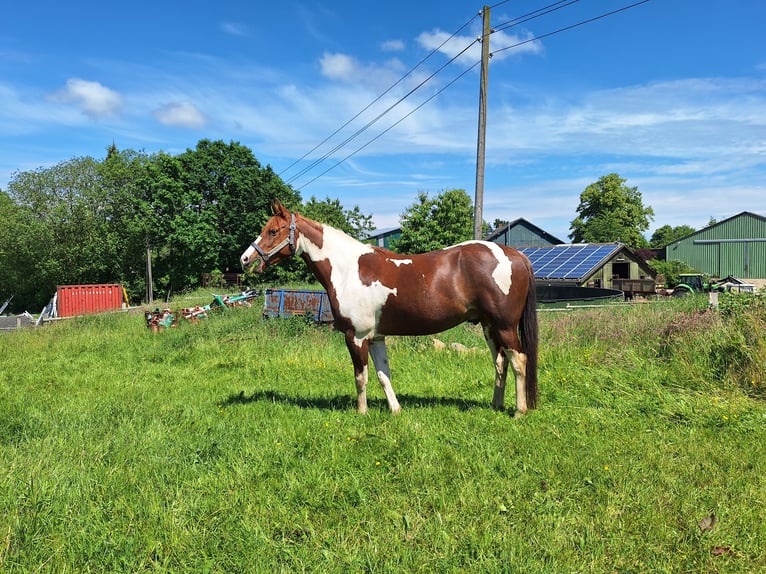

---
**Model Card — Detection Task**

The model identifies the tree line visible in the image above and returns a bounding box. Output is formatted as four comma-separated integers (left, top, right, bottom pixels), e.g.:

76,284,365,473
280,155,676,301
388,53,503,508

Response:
0,140,374,313
1,139,696,314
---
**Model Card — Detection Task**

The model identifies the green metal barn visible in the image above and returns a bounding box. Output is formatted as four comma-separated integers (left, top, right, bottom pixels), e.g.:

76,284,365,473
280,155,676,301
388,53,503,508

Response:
485,218,564,248
663,211,766,280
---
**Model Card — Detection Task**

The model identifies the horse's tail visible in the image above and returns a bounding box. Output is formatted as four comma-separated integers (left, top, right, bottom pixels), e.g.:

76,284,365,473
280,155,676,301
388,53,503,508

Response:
520,264,538,409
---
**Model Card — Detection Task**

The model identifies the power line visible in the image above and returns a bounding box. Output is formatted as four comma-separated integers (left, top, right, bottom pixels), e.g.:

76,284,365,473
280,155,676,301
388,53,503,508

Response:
492,0,653,56
493,0,582,33
279,11,481,183
296,62,481,190
288,0,654,191
287,37,479,189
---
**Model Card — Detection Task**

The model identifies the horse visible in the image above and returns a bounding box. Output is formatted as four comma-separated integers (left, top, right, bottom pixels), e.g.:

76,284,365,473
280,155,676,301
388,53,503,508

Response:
240,200,538,416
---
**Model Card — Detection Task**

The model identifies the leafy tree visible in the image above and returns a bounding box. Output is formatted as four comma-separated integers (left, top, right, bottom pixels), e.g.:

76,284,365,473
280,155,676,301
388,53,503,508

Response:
5,157,123,310
301,196,374,240
649,224,696,248
177,139,298,273
0,191,42,313
569,174,654,249
648,259,695,288
141,140,301,295
491,219,509,233
99,145,155,301
2,139,305,307
393,189,474,254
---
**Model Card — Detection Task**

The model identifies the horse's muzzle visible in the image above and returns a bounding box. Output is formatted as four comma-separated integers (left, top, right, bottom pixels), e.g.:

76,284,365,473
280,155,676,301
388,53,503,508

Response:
240,250,264,274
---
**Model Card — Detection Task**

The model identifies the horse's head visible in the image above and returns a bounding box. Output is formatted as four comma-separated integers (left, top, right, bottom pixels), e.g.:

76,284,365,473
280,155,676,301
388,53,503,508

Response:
240,200,297,273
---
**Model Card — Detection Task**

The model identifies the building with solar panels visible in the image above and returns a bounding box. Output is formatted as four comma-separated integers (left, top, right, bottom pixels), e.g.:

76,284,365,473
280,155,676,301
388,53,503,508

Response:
487,219,657,296
516,242,656,294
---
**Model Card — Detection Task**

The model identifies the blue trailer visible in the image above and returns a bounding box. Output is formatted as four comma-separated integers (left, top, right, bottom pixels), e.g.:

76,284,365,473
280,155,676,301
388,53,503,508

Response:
263,288,334,323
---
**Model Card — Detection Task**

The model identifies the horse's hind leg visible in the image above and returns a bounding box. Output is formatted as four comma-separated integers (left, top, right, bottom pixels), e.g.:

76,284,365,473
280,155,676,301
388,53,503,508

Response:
509,349,528,417
369,337,401,414
483,325,509,410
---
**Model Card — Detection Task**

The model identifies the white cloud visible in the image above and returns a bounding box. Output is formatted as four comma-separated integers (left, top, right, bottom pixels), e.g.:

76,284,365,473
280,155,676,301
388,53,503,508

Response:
416,28,542,67
319,52,359,81
221,21,246,36
381,39,405,52
49,78,123,118
152,101,207,128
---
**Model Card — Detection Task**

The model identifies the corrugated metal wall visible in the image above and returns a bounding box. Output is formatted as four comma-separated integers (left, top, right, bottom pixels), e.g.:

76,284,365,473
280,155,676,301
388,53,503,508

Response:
57,284,124,317
664,212,766,278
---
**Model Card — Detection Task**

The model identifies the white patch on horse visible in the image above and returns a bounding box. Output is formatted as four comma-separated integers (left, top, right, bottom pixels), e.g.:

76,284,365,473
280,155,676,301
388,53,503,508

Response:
389,258,412,266
300,225,396,338
239,235,261,266
446,241,514,295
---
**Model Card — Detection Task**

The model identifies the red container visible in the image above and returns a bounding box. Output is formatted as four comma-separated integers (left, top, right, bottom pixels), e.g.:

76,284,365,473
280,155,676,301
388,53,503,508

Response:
56,284,124,317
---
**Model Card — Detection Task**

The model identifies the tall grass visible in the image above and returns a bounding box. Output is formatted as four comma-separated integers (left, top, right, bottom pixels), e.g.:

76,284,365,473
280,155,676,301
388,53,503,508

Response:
1,292,765,572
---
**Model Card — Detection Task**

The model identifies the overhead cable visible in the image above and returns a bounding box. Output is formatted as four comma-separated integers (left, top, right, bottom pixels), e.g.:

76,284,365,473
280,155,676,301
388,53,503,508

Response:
280,11,481,182
289,0,654,190
296,62,481,190
492,0,653,56
493,0,582,33
287,37,479,187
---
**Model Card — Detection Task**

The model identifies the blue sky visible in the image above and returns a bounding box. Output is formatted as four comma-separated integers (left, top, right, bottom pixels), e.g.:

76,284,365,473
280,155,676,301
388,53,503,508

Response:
2,0,764,241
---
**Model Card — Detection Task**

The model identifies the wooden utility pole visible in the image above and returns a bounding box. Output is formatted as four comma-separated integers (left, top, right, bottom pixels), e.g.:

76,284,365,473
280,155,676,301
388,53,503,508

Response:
473,5,491,240
146,239,154,304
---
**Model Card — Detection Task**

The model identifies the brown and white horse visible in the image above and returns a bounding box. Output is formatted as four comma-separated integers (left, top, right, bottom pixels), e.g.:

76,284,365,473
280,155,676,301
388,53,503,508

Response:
240,200,538,416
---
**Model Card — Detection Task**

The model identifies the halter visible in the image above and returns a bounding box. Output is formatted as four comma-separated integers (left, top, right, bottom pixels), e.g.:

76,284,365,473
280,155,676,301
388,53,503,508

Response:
250,213,297,265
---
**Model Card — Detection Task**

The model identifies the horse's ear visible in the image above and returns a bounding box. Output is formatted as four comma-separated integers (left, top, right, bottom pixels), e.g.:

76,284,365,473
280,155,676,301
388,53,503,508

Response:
271,199,287,216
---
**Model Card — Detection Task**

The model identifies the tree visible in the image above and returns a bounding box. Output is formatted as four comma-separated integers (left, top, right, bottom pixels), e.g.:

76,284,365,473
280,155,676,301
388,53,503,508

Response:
141,139,301,295
301,196,374,240
2,139,304,307
177,139,300,274
99,146,155,301
393,189,474,254
569,174,654,249
0,191,42,313
648,259,695,288
649,224,696,248
5,156,124,310
491,219,509,233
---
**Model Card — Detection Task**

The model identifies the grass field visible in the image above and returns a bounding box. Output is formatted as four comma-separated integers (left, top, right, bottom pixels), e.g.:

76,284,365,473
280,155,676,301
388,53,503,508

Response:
1,290,765,572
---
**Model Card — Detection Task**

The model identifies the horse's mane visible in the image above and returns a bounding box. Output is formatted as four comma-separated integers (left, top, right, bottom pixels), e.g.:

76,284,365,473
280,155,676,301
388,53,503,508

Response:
296,211,398,257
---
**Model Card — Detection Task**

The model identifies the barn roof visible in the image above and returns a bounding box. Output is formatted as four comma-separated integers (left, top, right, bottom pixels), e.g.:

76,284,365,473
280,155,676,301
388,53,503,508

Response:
518,242,624,282
485,218,564,245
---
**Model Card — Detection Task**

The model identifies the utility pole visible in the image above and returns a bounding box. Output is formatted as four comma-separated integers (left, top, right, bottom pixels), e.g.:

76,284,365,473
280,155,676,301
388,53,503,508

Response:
146,239,154,304
473,5,491,240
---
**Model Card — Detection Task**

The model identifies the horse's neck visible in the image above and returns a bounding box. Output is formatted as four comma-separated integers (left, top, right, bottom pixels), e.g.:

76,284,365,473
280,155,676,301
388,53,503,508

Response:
296,216,370,289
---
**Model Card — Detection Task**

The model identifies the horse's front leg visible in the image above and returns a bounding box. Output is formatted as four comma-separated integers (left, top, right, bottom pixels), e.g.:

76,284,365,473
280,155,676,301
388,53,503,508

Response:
484,325,508,410
369,337,401,414
344,332,370,414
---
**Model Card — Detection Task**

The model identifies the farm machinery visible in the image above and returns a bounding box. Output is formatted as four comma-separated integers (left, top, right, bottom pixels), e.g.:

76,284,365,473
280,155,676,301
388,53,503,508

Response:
670,273,726,297
146,289,261,331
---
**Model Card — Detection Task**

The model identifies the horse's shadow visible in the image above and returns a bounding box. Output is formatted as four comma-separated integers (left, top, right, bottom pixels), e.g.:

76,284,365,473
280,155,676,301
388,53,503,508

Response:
220,389,488,412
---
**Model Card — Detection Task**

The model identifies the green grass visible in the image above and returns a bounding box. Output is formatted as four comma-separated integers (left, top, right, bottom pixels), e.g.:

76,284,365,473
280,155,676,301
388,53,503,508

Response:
1,292,765,572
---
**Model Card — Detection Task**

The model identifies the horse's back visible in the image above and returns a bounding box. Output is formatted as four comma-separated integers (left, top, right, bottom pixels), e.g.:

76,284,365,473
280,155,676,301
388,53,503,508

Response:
372,241,531,336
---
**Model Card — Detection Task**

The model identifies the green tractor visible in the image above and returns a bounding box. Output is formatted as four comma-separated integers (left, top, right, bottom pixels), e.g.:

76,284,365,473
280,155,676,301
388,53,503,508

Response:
671,273,723,297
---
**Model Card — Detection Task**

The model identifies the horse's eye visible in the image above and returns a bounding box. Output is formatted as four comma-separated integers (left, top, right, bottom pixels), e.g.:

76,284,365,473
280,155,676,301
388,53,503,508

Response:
269,229,278,236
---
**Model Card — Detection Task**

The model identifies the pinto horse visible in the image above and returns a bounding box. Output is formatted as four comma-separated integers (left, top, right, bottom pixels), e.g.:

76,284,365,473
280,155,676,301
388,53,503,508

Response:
240,200,538,416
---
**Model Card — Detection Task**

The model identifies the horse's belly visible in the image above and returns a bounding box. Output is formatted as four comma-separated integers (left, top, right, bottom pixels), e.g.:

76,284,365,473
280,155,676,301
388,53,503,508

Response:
376,305,474,336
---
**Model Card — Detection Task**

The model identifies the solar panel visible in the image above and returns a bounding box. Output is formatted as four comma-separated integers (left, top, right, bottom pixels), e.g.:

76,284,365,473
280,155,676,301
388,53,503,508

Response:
519,244,620,280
